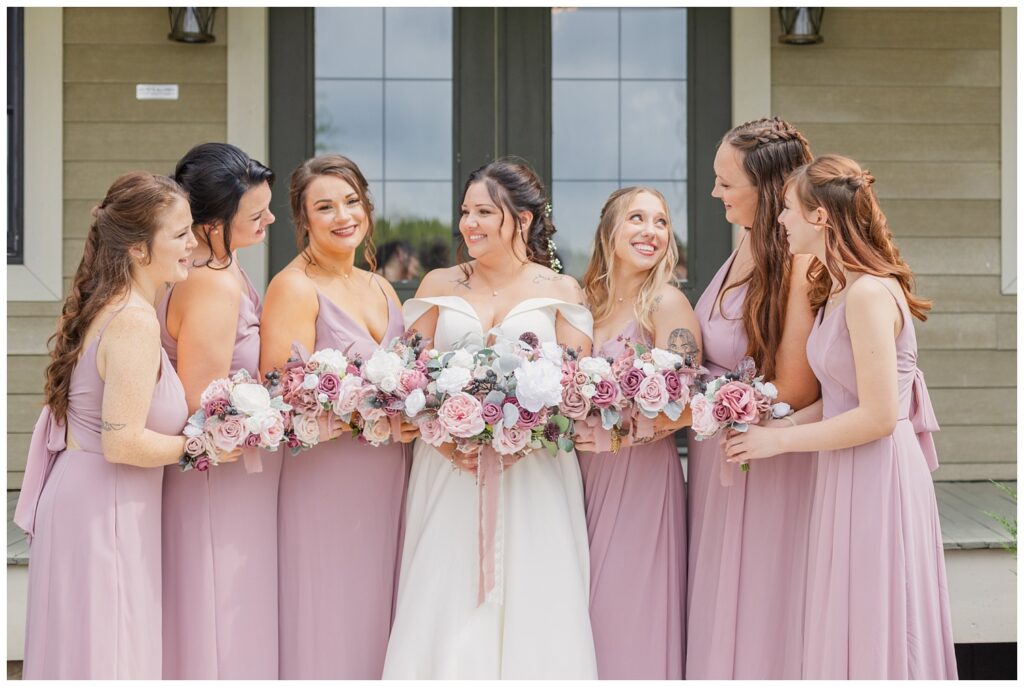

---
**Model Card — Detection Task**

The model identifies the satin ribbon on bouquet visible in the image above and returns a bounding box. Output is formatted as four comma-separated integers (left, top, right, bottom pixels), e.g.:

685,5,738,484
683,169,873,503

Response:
476,445,505,607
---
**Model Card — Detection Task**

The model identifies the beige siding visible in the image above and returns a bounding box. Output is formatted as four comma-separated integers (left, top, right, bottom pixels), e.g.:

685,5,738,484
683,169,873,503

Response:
772,8,1016,481
7,8,228,488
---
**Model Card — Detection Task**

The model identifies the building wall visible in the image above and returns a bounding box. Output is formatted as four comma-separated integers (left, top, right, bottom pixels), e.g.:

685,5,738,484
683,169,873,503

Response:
771,8,1016,481
7,8,228,488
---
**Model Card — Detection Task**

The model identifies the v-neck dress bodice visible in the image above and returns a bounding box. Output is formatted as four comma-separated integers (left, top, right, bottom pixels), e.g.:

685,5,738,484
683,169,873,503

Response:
278,277,410,679
685,249,817,679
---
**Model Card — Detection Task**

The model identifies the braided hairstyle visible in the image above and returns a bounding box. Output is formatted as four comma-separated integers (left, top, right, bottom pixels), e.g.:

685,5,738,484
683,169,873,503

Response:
44,172,188,423
785,154,931,320
457,158,556,278
719,117,814,380
173,142,274,269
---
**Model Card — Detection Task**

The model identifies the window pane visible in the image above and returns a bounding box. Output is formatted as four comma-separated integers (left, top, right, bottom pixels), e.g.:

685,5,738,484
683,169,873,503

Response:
315,80,383,178
379,181,453,277
552,80,618,181
384,80,452,180
621,9,687,80
550,181,620,278
315,8,382,79
620,80,686,180
551,8,618,79
385,8,453,79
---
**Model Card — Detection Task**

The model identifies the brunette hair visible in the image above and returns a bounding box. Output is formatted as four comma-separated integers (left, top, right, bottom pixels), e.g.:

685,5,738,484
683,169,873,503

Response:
289,154,377,272
44,172,188,423
457,158,556,278
173,142,274,269
786,154,931,321
582,186,678,339
719,117,813,380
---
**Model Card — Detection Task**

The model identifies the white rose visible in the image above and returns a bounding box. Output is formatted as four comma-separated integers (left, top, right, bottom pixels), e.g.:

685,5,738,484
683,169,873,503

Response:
404,388,426,417
580,383,597,399
762,382,779,399
230,382,273,416
379,375,398,393
309,348,348,375
642,362,656,376
540,341,564,364
448,348,475,370
436,366,472,395
771,402,792,419
363,350,404,385
514,358,563,412
302,374,319,390
651,348,683,370
578,356,611,379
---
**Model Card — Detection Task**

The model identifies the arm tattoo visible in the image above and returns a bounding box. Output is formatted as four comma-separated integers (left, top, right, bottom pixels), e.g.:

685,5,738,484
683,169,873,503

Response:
668,327,700,358
633,429,676,445
101,420,126,432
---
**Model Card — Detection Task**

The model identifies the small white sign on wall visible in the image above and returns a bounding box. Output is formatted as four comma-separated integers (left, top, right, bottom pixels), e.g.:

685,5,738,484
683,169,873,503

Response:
136,84,179,100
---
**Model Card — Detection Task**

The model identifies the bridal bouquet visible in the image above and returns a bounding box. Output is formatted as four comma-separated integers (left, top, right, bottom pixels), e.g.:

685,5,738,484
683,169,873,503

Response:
350,332,432,446
269,345,362,454
180,369,290,472
689,356,792,471
408,331,576,462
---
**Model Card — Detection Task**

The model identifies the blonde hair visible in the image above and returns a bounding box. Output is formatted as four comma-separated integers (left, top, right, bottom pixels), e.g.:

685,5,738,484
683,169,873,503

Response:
582,187,679,339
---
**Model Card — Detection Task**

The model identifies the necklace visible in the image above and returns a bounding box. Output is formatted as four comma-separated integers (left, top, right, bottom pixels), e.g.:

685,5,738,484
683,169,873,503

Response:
478,263,529,297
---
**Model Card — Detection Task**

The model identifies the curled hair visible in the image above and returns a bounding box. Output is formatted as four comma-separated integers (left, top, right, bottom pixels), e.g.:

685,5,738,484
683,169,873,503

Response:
785,154,931,321
582,187,678,339
44,172,187,423
289,154,377,272
457,158,555,278
719,117,814,380
173,142,274,269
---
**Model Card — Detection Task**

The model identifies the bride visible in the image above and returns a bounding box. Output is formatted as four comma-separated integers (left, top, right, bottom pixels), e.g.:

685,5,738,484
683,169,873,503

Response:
383,159,598,679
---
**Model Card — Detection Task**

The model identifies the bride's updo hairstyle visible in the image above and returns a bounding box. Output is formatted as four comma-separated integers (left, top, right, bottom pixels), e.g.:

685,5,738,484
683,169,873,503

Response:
44,172,188,423
719,117,813,380
785,154,931,321
458,158,557,277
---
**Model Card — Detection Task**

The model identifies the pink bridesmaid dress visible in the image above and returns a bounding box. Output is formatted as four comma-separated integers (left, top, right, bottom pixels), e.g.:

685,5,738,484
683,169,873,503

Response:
578,320,686,679
16,312,188,679
686,250,816,679
277,280,410,679
802,276,957,679
157,266,283,679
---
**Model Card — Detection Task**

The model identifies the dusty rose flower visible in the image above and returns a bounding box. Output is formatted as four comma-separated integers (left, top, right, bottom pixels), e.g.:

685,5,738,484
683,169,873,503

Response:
712,402,733,424
662,369,683,402
243,433,261,448
560,384,590,420
304,360,319,374
714,380,759,424
481,402,503,426
438,392,485,438
690,394,719,436
492,424,530,455
258,415,285,448
183,435,206,457
591,379,618,409
195,456,210,472
362,419,392,446
316,373,341,400
635,374,669,414
293,413,322,446
573,371,588,387
417,415,451,446
619,367,646,399
397,369,428,397
519,332,540,349
210,416,245,452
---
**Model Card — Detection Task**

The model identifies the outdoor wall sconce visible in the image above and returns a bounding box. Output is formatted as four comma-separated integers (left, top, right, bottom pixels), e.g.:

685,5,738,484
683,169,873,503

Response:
168,8,217,44
778,8,824,45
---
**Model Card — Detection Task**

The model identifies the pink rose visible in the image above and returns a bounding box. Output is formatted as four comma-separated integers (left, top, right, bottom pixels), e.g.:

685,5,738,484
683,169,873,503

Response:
304,360,319,374
438,392,486,439
592,379,618,409
662,369,683,402
356,386,387,422
712,402,733,424
635,374,669,414
195,456,211,472
362,419,392,446
199,378,232,412
481,402,503,426
259,415,285,448
560,384,590,420
492,424,530,455
573,371,588,387
316,373,341,400
417,415,451,446
333,375,365,417
561,360,577,384
397,369,428,397
619,367,645,399
690,394,719,437
714,380,759,424
414,359,428,374
514,403,543,430
204,399,230,418
293,412,321,446
210,416,245,452
243,433,261,448
183,435,206,457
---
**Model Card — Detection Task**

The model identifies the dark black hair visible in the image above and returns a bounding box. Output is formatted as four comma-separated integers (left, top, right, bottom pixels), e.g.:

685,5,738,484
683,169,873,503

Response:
173,142,275,269
459,157,556,276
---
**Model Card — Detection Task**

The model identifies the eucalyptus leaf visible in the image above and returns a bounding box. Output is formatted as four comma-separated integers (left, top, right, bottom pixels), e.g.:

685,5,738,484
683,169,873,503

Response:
664,401,682,422
600,407,621,430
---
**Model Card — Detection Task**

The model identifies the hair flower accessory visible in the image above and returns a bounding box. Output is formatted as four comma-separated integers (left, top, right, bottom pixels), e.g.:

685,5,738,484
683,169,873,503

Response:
547,238,562,273
543,201,553,218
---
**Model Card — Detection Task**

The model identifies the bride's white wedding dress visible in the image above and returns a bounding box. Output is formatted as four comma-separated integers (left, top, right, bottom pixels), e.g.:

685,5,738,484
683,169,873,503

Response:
383,296,598,679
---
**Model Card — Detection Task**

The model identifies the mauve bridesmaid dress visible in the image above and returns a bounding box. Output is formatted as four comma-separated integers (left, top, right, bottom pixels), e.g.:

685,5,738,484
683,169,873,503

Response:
16,312,188,679
277,280,410,679
802,276,957,679
577,320,686,679
686,250,816,679
158,266,283,679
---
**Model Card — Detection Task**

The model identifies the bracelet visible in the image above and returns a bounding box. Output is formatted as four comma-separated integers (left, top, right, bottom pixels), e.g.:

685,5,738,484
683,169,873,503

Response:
780,415,797,427
610,427,622,455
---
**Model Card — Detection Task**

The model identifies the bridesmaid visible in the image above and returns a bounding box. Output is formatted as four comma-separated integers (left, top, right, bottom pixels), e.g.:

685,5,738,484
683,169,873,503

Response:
575,187,700,679
15,172,207,678
157,143,280,679
724,155,957,679
260,154,414,679
683,117,820,679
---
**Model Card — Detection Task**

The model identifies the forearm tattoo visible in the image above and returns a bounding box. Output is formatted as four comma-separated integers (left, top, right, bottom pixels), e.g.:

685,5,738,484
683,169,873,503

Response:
668,327,700,358
101,420,126,432
633,429,676,445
